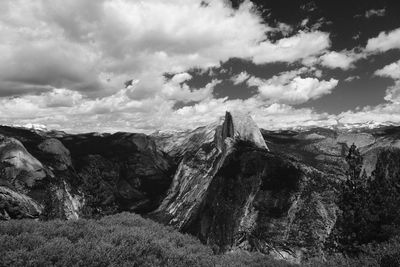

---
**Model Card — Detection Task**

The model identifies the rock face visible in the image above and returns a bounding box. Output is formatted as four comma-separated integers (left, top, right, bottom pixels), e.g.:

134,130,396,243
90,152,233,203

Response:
0,127,175,220
60,132,174,214
221,111,268,150
0,186,43,220
153,111,337,260
154,111,267,227
0,135,46,189
0,134,82,220
37,138,72,171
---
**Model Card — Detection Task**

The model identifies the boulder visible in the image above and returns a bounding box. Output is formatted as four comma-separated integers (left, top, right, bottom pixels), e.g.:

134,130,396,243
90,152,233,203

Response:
0,186,43,219
37,138,72,171
0,135,46,190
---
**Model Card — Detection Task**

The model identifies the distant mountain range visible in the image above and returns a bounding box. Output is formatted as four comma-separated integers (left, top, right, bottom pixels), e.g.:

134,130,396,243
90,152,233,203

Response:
1,112,400,262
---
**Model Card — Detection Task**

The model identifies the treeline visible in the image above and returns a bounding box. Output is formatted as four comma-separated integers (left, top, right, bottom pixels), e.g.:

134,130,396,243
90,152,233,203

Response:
323,144,400,265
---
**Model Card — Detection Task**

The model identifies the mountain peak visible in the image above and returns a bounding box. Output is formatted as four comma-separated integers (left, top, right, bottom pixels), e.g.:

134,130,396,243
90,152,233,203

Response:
222,110,268,150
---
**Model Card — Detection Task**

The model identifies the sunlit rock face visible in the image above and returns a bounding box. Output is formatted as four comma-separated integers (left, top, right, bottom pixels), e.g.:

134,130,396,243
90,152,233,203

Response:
221,111,268,150
0,134,84,220
152,112,340,261
0,135,46,190
0,186,43,220
155,111,267,226
0,135,46,219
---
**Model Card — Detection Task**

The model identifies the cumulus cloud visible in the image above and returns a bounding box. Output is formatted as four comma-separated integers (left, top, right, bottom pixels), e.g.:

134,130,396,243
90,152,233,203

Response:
0,0,340,132
230,71,250,85
247,69,338,105
338,58,400,124
161,74,220,103
172,98,336,131
366,28,400,53
383,81,400,103
374,60,400,104
251,31,330,64
319,50,362,70
375,60,400,80
275,22,293,36
0,86,336,132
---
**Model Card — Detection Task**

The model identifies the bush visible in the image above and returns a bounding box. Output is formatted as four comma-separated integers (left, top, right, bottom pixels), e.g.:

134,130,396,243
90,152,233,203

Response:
0,213,292,267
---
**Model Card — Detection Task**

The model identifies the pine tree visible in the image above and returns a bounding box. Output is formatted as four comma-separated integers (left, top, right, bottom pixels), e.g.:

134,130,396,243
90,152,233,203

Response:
333,146,400,253
333,143,369,253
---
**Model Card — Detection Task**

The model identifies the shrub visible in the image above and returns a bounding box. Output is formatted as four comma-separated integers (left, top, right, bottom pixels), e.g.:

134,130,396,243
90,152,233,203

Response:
0,212,292,267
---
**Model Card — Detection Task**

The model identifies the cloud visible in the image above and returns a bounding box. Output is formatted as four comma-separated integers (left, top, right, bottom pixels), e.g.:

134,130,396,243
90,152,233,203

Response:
365,8,386,18
247,69,338,105
275,22,293,36
172,98,336,131
338,103,400,125
383,81,400,103
374,60,400,104
344,76,360,82
161,74,220,103
230,71,250,85
0,86,337,132
251,31,330,64
0,0,339,132
373,60,400,103
339,58,400,123
366,28,400,53
375,60,400,80
319,50,361,70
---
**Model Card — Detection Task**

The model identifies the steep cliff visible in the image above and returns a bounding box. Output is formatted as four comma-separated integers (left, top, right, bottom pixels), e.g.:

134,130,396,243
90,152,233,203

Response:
152,111,338,261
0,127,175,219
60,132,175,214
154,111,267,227
0,134,81,220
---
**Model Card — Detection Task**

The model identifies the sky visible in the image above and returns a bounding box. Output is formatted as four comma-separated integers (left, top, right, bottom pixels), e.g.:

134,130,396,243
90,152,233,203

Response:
1,0,400,133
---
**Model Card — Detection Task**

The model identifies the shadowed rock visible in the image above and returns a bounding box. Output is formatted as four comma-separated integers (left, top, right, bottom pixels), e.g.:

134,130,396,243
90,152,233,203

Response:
153,111,272,248
152,112,338,262
37,138,72,171
0,186,43,219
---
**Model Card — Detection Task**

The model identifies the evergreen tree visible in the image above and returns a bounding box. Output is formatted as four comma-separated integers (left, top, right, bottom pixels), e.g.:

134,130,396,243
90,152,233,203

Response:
333,146,400,253
334,143,368,252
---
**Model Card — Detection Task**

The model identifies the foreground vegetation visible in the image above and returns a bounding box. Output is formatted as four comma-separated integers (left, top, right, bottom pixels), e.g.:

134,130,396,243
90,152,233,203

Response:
0,212,292,267
2,211,400,266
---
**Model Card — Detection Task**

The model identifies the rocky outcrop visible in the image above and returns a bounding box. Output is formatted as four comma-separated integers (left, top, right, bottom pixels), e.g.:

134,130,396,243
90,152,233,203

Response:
37,138,72,171
152,112,341,261
0,134,84,220
221,111,268,150
59,132,175,214
0,186,43,219
155,111,267,225
152,113,277,254
0,127,176,220
0,135,46,190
